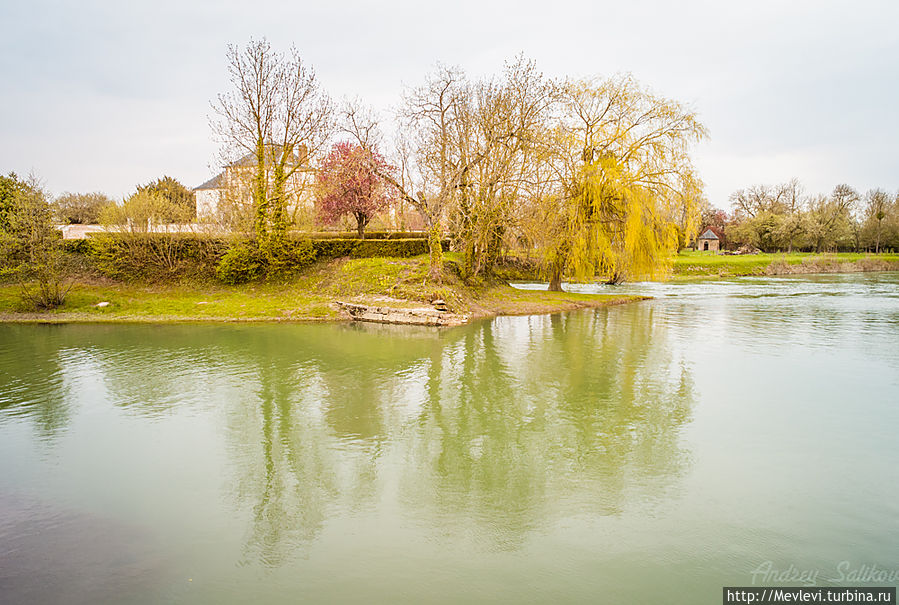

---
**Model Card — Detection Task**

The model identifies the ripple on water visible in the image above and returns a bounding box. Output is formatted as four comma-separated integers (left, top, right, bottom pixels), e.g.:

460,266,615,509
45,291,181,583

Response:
0,492,167,604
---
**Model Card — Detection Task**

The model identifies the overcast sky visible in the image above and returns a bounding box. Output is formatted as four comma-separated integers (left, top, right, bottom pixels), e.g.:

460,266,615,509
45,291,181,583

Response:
1,0,897,208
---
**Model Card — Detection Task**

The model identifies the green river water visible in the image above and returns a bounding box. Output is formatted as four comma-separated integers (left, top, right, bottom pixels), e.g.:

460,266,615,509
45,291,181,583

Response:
1,273,898,603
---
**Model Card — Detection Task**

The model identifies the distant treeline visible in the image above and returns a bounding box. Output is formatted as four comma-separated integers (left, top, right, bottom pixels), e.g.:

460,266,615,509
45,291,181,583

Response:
703,180,899,253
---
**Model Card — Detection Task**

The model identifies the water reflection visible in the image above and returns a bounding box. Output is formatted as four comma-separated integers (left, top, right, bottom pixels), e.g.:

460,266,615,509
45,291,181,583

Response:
0,324,73,441
0,304,694,566
403,308,694,550
2,274,898,601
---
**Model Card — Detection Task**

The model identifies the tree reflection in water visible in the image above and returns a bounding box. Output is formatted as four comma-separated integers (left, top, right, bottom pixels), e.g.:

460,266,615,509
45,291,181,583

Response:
223,306,694,562
0,304,695,566
404,305,694,549
0,325,74,441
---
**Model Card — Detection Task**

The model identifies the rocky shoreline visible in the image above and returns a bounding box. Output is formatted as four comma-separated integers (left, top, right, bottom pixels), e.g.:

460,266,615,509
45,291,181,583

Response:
336,301,468,327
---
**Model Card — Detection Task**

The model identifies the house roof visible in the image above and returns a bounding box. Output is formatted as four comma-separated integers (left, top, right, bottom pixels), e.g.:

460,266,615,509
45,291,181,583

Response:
193,144,312,192
698,228,720,240
230,145,308,167
194,173,224,191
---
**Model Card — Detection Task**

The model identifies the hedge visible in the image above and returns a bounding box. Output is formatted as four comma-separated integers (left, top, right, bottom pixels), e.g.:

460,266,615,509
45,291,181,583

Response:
313,238,447,259
65,233,446,281
85,233,231,280
62,239,91,254
302,230,431,240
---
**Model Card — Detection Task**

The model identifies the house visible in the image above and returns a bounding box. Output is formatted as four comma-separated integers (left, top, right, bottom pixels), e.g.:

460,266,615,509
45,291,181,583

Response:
193,145,314,221
697,226,724,251
194,173,225,218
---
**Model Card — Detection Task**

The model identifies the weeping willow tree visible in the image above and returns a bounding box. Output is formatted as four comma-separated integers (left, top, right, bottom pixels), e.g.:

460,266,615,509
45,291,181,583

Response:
543,76,707,289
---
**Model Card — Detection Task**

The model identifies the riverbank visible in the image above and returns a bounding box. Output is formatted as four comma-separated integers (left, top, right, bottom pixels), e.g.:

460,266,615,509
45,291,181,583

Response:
673,251,899,279
0,256,645,324
8,252,890,324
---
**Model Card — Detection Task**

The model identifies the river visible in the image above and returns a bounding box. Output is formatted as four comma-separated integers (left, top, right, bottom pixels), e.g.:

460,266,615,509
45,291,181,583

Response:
1,273,897,603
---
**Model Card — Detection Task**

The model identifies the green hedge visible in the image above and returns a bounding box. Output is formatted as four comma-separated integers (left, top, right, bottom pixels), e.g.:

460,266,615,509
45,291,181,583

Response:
302,230,430,240
86,233,231,280
215,239,318,284
67,233,443,281
312,238,445,259
62,239,91,254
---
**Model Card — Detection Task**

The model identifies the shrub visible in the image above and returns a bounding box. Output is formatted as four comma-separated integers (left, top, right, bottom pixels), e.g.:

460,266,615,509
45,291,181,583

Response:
492,256,542,281
62,238,91,255
305,230,429,240
216,244,264,284
284,238,317,269
263,238,318,277
0,176,70,308
89,233,228,281
217,238,318,284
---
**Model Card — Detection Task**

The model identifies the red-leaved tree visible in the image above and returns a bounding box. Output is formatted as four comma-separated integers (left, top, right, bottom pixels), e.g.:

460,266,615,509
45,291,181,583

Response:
315,142,396,238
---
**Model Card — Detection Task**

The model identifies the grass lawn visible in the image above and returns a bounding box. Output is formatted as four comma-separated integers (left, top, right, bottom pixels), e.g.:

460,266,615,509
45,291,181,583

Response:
0,280,339,321
672,250,899,278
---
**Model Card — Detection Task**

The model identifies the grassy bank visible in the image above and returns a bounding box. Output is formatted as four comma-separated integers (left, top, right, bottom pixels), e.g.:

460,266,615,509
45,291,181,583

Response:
0,256,644,324
672,251,899,279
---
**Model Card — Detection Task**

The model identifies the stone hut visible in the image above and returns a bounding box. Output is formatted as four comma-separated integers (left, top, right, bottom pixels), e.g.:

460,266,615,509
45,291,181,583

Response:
697,227,722,251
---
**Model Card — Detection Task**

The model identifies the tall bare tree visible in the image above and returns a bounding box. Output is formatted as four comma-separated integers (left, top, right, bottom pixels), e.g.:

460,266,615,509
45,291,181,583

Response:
455,56,556,278
388,57,555,281
776,178,806,253
212,38,332,257
342,69,470,281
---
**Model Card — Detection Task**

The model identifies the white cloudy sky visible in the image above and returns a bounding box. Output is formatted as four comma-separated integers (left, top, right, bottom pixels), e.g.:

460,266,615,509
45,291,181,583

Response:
1,0,897,208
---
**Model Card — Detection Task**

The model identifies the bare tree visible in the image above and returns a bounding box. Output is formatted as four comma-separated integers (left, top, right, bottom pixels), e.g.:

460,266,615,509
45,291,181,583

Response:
776,178,806,253
864,189,891,253
212,38,332,256
342,70,470,281
806,184,858,253
729,184,786,219
455,56,556,278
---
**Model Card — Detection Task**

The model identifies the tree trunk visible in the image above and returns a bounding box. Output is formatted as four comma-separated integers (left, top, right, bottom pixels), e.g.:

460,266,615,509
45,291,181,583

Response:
427,224,443,282
548,271,563,292
605,271,625,285
355,212,367,239
269,167,289,247
547,242,568,292
253,142,268,242
483,224,504,279
462,238,477,281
